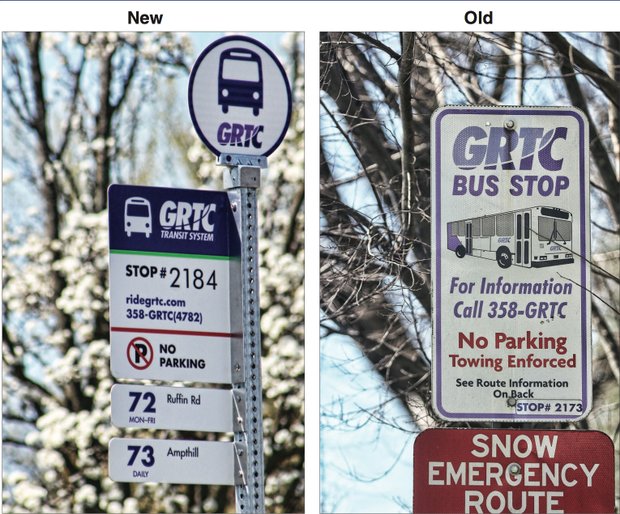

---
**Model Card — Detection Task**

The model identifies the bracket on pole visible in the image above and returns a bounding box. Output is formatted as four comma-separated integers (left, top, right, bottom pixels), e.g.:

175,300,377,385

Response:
224,166,261,190
233,442,248,486
218,153,267,169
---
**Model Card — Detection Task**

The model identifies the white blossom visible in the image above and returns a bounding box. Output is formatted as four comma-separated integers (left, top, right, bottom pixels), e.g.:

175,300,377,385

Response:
3,169,15,184
36,449,65,470
106,501,123,514
12,481,47,511
122,498,139,513
75,484,97,506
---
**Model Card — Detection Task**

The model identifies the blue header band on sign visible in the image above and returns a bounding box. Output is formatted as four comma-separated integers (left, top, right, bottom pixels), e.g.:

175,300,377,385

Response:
188,35,292,158
108,184,240,257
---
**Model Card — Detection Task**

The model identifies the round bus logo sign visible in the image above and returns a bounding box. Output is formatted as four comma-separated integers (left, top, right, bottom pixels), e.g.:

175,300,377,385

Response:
127,337,154,370
188,35,292,158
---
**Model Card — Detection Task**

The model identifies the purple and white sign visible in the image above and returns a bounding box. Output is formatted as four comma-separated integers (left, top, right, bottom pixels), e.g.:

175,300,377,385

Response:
188,35,292,158
431,106,591,421
108,184,243,384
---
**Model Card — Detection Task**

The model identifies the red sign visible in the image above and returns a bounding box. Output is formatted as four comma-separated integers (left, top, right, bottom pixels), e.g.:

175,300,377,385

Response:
414,429,614,514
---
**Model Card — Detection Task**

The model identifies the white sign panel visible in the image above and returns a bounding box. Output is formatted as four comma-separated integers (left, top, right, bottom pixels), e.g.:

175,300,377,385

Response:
188,35,292,157
111,384,239,432
109,254,234,334
108,185,243,384
431,106,591,422
110,331,239,383
109,438,243,485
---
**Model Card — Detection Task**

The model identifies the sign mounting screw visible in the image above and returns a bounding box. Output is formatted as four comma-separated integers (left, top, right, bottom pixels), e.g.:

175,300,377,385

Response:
508,463,522,475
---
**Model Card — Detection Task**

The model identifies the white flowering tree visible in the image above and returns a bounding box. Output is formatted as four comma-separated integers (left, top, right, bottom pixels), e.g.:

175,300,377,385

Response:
2,32,304,513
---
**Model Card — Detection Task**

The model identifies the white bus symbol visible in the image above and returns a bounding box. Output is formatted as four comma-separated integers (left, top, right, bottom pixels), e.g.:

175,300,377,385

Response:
124,197,152,238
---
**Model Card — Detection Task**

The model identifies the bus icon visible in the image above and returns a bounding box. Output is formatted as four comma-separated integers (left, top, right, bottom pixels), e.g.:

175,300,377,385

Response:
447,206,574,269
218,48,263,116
124,197,152,238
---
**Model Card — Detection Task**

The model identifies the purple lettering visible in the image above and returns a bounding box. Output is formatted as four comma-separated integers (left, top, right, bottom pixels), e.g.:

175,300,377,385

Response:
217,122,231,144
538,127,567,171
216,123,265,149
518,127,543,170
452,125,569,171
453,126,487,170
484,127,518,170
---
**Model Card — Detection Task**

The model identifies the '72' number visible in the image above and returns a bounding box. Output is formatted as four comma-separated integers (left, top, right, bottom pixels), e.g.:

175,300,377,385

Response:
128,391,156,413
127,445,155,467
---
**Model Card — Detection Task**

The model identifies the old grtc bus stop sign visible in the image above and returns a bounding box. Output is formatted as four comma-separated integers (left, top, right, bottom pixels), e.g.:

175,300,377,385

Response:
431,106,591,422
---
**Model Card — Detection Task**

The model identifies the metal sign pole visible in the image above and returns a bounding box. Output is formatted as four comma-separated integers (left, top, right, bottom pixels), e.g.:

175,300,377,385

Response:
188,33,291,512
220,153,266,514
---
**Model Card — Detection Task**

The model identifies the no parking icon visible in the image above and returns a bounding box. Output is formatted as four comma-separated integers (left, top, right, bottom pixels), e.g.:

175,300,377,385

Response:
127,337,153,370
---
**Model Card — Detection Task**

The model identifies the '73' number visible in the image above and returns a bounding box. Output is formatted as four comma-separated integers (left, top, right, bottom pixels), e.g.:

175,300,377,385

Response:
127,445,155,467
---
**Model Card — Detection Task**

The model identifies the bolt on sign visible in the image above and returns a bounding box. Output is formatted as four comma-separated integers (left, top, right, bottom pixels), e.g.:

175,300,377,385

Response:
431,106,591,421
108,184,243,384
413,429,615,514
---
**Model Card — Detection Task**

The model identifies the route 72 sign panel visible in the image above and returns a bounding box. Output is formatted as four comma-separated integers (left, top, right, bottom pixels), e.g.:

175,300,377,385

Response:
110,384,243,432
431,106,591,422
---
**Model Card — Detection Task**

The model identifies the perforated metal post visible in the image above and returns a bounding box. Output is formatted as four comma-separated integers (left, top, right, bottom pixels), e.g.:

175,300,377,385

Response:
220,153,266,514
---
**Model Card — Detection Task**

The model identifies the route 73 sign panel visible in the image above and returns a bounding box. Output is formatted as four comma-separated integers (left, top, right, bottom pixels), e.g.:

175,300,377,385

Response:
431,106,591,422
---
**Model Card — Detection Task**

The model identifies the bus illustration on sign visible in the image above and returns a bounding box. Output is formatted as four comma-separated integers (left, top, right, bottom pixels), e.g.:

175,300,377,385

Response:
447,206,573,269
124,197,152,238
218,48,263,116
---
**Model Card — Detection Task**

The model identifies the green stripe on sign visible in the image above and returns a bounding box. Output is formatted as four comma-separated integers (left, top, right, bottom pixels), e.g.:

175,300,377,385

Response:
110,249,238,260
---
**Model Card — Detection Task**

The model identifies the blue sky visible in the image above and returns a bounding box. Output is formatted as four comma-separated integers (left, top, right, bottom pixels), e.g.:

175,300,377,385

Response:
321,334,416,513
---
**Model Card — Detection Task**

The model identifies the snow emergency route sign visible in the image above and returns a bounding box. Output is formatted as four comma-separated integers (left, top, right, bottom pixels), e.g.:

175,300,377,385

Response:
108,184,242,384
431,106,591,421
413,429,615,514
